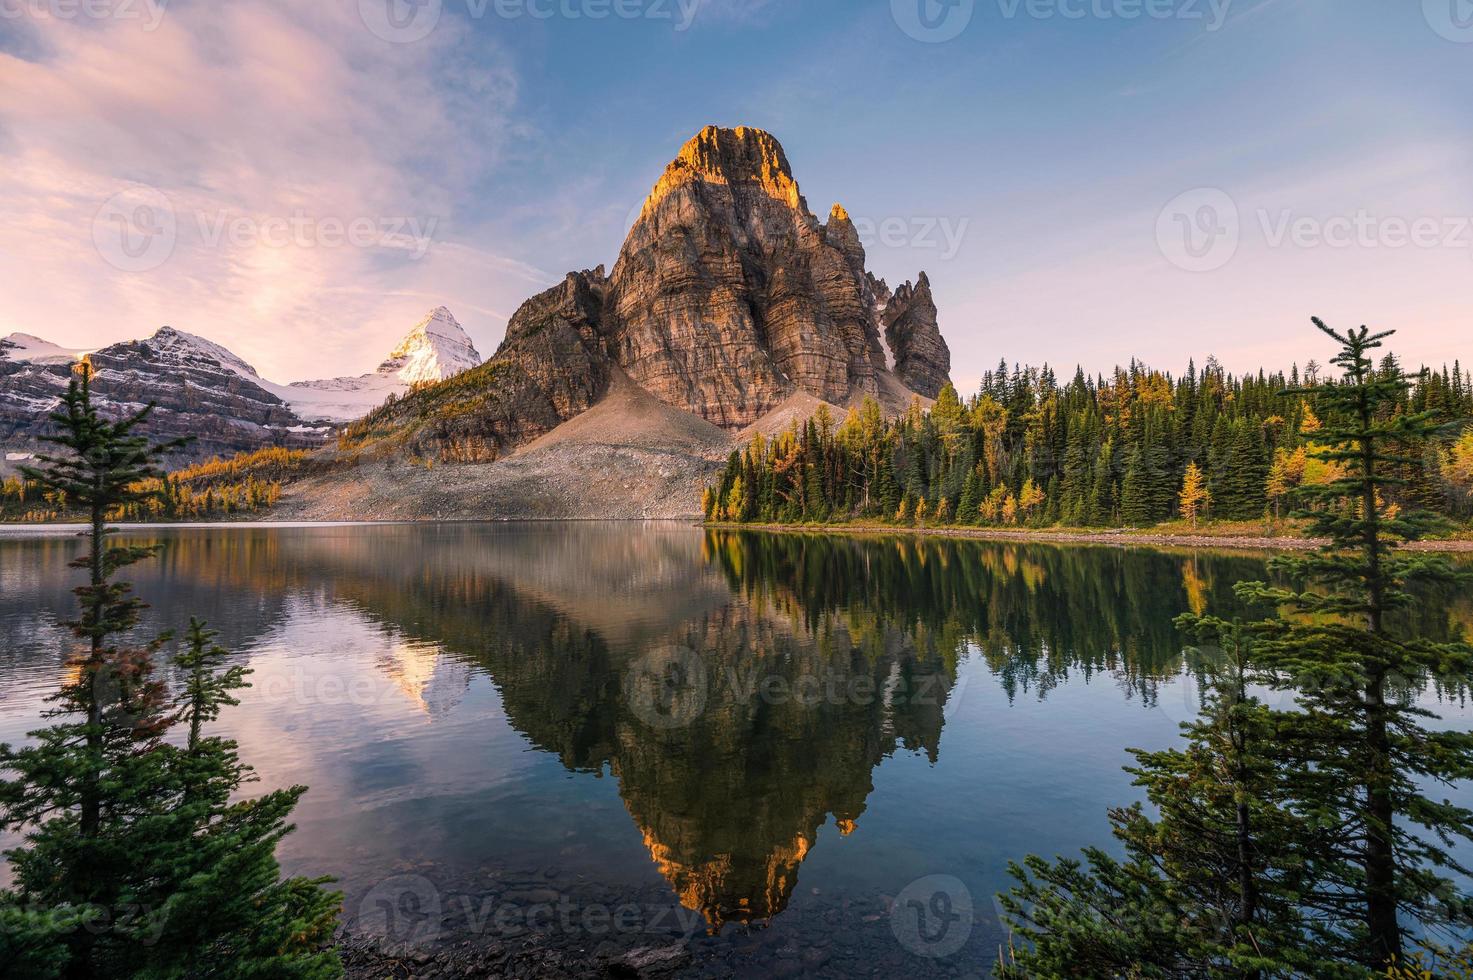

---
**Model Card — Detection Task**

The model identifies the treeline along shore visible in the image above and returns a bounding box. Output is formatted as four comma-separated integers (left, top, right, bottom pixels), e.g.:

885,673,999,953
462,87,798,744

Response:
703,323,1473,540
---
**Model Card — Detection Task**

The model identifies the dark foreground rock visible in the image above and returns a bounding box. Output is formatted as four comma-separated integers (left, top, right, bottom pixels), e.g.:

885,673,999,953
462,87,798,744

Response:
329,854,995,979
336,933,693,980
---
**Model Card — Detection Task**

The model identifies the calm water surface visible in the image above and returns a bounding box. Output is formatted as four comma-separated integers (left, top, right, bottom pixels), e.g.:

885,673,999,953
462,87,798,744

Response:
2,524,1470,976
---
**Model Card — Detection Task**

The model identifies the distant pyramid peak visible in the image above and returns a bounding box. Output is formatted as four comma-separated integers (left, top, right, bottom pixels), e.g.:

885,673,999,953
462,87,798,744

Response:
378,307,481,385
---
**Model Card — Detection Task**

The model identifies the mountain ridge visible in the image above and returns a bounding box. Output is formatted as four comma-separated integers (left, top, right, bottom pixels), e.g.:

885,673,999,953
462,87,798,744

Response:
0,308,481,464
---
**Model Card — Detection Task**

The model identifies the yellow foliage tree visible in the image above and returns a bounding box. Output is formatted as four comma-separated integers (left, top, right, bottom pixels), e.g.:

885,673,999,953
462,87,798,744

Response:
973,396,1009,476
1001,493,1019,525
724,475,746,522
1178,462,1210,529
1265,447,1306,521
980,486,1008,525
1445,430,1473,509
1018,479,1045,524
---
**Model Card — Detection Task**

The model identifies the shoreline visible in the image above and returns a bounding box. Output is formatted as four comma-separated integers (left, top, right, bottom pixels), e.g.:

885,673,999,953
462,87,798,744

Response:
0,517,704,535
3,518,1469,553
702,522,1473,554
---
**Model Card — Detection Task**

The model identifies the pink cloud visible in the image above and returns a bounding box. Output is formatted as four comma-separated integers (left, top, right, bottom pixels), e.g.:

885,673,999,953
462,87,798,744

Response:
0,0,527,381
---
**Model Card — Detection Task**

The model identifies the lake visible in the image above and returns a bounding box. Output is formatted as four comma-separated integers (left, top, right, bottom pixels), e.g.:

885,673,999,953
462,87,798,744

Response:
2,523,1470,977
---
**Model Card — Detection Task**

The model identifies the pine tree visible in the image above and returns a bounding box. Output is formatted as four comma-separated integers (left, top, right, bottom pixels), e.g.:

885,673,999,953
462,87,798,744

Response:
1234,320,1473,969
149,620,341,978
1000,619,1319,977
1000,321,1473,978
0,369,187,975
1087,439,1116,525
0,371,342,979
1216,419,1270,520
1120,445,1153,527
957,469,980,526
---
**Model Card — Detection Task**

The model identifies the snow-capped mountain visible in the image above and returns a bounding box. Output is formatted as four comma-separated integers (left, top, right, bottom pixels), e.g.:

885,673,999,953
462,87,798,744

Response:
1,325,328,464
0,307,481,462
276,307,482,423
379,306,482,386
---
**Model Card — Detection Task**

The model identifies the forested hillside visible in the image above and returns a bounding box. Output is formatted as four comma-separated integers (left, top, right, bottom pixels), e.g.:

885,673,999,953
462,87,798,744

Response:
703,355,1473,529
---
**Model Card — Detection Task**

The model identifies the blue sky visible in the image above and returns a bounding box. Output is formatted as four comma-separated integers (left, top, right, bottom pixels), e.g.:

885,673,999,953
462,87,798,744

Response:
1,0,1469,390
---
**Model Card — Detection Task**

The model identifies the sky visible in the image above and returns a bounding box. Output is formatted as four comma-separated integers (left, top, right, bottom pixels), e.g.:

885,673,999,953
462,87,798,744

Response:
0,0,1469,393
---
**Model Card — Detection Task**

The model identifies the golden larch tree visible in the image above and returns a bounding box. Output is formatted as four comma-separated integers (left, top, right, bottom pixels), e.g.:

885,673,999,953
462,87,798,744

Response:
1178,462,1210,528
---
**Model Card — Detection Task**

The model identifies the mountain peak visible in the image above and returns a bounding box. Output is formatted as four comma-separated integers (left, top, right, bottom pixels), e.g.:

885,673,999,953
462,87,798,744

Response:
147,325,261,379
607,126,950,425
642,125,803,218
378,307,481,386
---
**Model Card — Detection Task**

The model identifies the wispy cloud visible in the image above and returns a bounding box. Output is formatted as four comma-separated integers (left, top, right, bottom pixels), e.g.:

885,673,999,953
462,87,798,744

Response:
0,1,523,379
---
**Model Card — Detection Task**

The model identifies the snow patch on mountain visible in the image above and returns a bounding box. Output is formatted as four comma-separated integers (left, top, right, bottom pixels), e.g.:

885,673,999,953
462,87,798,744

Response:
2,332,94,366
871,297,894,372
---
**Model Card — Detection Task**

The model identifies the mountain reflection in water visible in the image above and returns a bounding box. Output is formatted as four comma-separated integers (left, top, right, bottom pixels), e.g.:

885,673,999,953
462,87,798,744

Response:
2,524,1468,970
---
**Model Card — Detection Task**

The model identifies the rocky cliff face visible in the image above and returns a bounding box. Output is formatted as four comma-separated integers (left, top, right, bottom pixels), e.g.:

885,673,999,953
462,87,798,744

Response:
608,126,951,422
879,273,950,399
362,126,953,463
606,126,892,427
